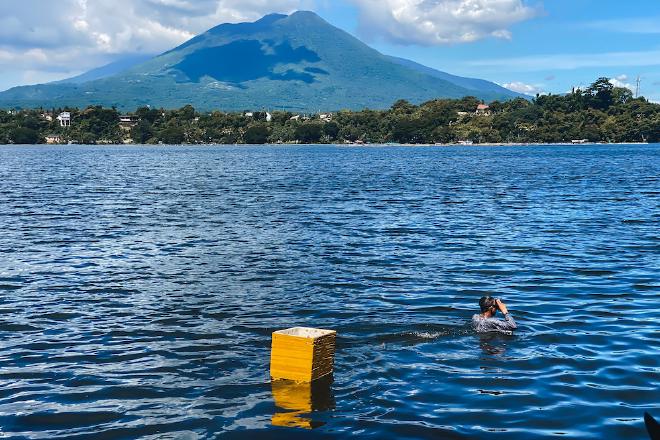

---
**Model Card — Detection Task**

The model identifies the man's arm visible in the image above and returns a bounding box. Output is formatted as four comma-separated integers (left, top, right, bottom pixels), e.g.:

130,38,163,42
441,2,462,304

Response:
496,299,517,331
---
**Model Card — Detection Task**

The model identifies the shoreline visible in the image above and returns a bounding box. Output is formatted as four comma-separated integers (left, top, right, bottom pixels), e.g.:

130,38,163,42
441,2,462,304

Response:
4,142,653,147
368,142,653,147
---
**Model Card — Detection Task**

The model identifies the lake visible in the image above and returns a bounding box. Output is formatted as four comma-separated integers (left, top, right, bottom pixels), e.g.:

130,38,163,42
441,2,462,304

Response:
0,144,658,439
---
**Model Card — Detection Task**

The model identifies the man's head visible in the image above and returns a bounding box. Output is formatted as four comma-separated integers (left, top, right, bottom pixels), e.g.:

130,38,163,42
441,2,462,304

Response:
479,296,498,314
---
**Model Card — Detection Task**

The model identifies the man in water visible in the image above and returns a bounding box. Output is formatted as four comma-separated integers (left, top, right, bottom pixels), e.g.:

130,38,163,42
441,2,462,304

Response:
473,296,517,334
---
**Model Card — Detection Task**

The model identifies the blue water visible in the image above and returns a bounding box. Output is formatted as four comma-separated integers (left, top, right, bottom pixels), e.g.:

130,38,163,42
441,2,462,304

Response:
0,144,658,439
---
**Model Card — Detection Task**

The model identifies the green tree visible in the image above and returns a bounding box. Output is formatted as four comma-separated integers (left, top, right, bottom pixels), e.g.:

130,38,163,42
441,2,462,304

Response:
131,120,154,144
295,123,324,143
324,122,340,140
72,106,121,142
0,76,658,146
612,87,633,106
11,127,40,144
178,105,196,121
392,118,425,143
585,77,614,110
456,96,482,112
391,99,416,115
136,107,162,124
243,123,270,144
159,126,185,144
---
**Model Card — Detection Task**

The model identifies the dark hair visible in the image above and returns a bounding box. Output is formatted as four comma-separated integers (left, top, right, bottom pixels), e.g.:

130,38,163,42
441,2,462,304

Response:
479,296,497,313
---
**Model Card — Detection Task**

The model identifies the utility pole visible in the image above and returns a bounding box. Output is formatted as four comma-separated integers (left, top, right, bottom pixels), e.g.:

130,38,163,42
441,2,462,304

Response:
635,76,641,98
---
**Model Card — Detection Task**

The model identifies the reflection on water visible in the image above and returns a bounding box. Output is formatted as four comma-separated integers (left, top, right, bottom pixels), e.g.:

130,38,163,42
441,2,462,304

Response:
271,376,335,429
478,333,514,357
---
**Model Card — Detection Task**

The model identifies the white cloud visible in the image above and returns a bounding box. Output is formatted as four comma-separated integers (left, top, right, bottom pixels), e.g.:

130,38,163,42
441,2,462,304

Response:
349,0,541,45
0,0,546,91
0,0,310,90
609,76,634,92
502,81,544,95
0,0,308,54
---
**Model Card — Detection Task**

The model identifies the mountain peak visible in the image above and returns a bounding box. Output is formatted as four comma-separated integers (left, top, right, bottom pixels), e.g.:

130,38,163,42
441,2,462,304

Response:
0,11,523,111
248,10,323,27
289,10,321,19
286,10,328,24
254,13,288,24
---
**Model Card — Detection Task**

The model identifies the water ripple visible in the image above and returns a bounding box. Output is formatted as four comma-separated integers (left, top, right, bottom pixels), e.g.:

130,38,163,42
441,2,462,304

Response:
0,144,658,439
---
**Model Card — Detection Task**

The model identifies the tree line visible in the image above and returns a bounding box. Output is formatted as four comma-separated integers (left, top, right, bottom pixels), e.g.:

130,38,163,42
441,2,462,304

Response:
1,78,658,145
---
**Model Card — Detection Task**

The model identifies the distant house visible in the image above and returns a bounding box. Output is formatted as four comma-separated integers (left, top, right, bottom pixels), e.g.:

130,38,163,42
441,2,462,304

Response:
244,112,254,118
266,112,273,122
41,113,53,122
289,115,301,121
476,104,491,116
118,115,138,133
119,115,138,124
319,113,333,122
57,112,71,127
45,135,62,144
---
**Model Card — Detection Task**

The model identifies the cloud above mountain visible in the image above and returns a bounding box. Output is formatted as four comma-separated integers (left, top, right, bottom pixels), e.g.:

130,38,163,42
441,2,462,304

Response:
0,0,541,90
0,0,309,88
0,0,541,56
349,0,541,45
0,0,308,54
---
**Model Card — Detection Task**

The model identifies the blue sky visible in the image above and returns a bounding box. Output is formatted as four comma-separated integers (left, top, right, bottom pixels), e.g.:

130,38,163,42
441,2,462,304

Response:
1,0,659,101
318,0,660,101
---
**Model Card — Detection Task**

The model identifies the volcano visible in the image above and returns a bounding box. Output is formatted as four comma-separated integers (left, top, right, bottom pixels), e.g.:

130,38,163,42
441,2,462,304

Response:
0,11,522,111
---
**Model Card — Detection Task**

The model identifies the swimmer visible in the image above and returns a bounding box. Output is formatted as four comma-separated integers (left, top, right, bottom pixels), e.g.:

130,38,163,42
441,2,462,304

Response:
473,296,517,334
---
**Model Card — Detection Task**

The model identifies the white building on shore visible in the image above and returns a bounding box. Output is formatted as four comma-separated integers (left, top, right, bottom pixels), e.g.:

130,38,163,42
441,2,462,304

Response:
57,112,71,127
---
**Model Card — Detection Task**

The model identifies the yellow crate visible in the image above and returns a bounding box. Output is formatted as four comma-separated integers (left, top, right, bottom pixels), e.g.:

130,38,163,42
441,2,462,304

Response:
270,327,337,382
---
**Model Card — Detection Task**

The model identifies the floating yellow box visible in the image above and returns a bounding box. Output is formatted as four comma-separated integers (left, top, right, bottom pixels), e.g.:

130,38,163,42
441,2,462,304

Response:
270,327,337,382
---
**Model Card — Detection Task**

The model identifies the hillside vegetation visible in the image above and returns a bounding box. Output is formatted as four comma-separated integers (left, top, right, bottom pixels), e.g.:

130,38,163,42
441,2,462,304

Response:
1,79,658,145
0,12,519,112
